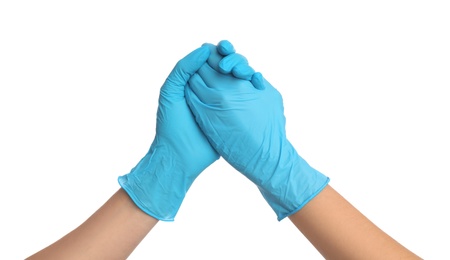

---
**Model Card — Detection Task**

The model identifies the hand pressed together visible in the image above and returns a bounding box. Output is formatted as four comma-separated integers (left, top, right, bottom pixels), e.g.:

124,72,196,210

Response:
117,41,265,221
26,40,422,260
186,42,329,220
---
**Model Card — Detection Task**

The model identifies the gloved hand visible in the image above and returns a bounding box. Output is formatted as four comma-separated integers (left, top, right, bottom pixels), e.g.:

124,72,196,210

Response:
186,41,330,221
117,45,220,221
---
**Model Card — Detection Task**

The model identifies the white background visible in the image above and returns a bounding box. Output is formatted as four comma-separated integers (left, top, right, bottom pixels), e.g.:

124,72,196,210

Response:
1,1,449,259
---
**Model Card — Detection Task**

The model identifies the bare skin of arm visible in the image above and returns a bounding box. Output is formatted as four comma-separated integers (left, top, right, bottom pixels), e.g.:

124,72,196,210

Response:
26,188,158,260
289,185,422,260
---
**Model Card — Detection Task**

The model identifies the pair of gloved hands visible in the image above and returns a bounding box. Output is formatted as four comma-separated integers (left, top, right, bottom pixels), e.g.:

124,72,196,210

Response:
118,40,329,222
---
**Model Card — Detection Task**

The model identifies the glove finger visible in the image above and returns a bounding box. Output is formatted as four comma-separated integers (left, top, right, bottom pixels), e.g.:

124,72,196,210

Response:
186,72,214,103
204,41,256,80
217,40,235,56
232,63,255,81
203,41,264,90
185,82,221,150
202,43,224,73
218,53,248,74
216,43,262,87
251,72,266,90
161,45,210,98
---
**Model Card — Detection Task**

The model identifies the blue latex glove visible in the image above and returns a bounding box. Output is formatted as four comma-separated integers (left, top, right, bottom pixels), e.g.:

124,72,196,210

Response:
186,41,330,221
118,45,219,221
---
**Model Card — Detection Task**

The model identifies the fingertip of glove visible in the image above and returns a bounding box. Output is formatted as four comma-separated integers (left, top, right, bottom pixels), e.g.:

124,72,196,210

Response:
232,64,255,81
197,45,211,59
251,72,266,90
218,53,249,75
217,40,235,56
218,60,232,74
201,42,214,47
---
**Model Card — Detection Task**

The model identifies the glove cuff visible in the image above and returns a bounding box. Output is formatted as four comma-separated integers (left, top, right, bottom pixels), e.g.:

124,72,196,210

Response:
257,141,330,221
117,144,191,221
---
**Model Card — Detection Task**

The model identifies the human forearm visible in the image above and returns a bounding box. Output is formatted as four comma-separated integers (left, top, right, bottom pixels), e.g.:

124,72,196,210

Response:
289,185,421,260
26,188,158,260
